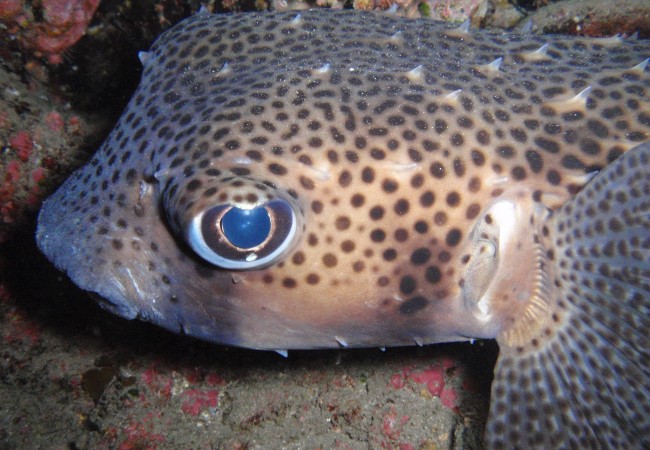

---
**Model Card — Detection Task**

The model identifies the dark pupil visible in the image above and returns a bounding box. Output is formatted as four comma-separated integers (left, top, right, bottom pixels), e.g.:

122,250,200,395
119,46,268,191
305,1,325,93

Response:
221,206,271,248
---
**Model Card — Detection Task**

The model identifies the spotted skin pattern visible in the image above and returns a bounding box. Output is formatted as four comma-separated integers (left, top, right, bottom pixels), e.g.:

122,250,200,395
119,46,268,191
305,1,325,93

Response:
36,10,649,448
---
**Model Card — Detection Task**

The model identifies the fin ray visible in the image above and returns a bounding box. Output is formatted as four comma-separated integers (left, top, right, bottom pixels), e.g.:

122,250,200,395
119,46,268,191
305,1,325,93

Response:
487,142,650,448
553,312,650,425
573,281,650,354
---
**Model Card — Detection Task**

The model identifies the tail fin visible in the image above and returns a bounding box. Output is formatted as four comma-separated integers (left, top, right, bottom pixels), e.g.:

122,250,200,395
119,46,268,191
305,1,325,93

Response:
487,142,650,449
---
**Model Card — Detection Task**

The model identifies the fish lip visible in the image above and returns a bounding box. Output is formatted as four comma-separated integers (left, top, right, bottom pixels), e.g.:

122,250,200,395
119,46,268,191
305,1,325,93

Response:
36,191,141,321
36,193,69,272
87,291,138,320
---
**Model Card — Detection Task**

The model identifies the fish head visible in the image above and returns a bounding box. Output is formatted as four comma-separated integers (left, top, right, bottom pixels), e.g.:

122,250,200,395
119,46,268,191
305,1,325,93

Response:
35,9,650,449
37,10,648,354
38,66,537,350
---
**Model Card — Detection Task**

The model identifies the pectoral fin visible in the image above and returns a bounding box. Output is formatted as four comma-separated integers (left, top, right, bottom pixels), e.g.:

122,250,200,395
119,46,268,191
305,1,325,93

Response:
487,142,650,448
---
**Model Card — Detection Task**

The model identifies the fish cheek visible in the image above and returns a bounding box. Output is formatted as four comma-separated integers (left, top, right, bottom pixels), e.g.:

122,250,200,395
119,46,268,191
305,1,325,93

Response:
145,253,248,344
111,195,250,344
221,239,458,347
124,187,255,343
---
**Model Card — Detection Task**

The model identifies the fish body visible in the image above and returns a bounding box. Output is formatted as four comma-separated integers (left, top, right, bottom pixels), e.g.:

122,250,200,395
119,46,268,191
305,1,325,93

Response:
36,9,649,448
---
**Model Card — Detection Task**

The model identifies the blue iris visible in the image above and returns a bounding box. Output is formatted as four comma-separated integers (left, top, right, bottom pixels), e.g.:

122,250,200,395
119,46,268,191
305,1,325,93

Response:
221,206,271,249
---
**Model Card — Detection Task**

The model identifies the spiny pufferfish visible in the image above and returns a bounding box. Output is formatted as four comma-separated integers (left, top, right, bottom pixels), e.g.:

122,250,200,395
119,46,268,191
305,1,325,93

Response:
36,9,649,449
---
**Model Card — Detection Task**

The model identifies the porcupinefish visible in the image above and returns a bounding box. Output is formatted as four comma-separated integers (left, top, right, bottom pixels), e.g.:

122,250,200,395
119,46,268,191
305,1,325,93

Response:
36,9,649,448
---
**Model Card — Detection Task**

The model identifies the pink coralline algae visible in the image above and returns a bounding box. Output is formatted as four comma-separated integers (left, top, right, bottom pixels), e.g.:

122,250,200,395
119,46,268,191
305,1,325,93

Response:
180,388,220,416
141,363,173,399
115,414,166,450
180,369,225,416
8,130,33,162
409,365,445,397
0,0,100,64
390,372,406,389
3,307,42,346
0,0,22,21
30,167,46,184
381,406,410,441
1,126,51,234
440,387,458,409
390,362,461,411
0,70,90,243
44,111,65,132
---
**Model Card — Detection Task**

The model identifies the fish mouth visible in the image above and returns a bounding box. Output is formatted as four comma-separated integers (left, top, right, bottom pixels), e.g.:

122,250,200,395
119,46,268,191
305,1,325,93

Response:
36,187,83,278
36,178,247,345
36,189,141,321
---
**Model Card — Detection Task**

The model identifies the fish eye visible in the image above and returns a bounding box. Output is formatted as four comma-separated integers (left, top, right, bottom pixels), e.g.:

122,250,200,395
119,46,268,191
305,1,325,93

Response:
187,199,297,269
